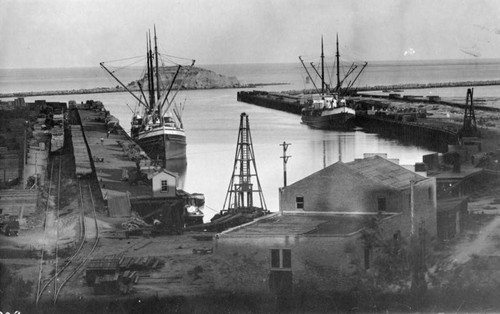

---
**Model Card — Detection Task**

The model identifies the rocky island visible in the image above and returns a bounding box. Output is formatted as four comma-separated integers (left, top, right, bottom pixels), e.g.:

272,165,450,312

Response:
128,66,241,90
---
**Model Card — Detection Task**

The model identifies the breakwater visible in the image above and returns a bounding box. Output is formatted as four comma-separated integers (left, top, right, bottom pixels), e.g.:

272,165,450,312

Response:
0,83,289,99
237,90,303,114
284,79,500,96
358,79,500,92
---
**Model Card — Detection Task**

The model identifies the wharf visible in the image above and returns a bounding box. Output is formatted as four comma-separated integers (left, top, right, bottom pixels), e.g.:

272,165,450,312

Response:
76,108,156,207
357,92,500,113
237,90,304,114
237,90,460,152
355,113,459,152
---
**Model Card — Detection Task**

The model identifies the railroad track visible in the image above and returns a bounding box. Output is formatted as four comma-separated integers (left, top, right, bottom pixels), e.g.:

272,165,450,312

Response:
35,176,100,306
35,154,61,305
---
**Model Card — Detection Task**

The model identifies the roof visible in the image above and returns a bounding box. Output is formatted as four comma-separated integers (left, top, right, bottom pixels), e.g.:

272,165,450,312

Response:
346,155,427,189
146,167,179,180
219,212,397,237
285,155,427,192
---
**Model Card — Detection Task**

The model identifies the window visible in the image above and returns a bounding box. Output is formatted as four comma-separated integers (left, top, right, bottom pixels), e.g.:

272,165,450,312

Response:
271,249,291,269
161,180,168,192
296,196,304,209
377,197,386,211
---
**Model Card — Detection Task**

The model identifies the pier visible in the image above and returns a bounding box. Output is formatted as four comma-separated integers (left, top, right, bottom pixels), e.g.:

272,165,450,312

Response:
69,103,196,221
355,113,459,152
237,90,303,114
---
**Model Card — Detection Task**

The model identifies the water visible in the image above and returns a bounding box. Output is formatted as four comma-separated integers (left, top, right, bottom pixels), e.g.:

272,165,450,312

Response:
2,59,499,220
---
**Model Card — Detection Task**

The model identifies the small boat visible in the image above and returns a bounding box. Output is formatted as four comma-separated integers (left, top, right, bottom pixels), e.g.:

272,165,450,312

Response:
184,193,205,226
299,35,366,130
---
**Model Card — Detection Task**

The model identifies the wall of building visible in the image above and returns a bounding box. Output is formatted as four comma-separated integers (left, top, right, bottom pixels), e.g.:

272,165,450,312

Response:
280,165,400,213
214,234,363,296
214,214,405,296
152,172,176,198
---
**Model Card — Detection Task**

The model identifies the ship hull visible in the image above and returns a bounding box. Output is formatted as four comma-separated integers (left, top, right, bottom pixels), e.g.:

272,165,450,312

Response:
301,108,356,130
135,128,186,160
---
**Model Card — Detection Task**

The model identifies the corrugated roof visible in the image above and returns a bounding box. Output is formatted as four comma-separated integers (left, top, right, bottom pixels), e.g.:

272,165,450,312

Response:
347,156,426,189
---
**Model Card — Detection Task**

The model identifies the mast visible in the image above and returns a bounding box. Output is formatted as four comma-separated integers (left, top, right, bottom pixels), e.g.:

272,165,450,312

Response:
321,36,325,95
148,31,155,109
336,33,341,94
154,25,161,102
159,65,182,117
146,33,153,110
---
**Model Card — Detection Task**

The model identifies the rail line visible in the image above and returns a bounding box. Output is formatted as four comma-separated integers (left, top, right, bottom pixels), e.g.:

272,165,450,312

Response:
35,178,100,306
35,154,61,305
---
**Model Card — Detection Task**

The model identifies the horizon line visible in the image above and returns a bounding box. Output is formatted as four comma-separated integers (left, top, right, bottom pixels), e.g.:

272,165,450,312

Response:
1,57,500,71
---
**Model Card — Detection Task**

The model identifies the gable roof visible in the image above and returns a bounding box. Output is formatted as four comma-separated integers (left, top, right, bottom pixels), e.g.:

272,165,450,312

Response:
346,155,426,189
286,161,372,189
286,155,427,191
151,168,178,179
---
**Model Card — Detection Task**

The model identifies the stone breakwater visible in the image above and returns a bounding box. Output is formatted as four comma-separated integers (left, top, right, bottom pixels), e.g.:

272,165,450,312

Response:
2,66,288,98
284,80,500,96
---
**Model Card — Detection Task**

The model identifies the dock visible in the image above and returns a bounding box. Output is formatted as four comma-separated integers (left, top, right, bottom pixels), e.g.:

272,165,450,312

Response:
70,105,169,217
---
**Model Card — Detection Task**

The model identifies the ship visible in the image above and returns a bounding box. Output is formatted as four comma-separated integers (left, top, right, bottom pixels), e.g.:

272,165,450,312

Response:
299,34,367,130
100,26,194,163
300,96,356,130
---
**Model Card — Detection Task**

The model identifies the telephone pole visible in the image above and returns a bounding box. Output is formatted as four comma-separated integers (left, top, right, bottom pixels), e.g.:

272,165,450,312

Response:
280,142,291,187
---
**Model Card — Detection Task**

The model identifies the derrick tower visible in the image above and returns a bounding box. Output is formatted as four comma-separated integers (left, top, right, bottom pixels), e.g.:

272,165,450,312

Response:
461,88,479,138
222,113,268,215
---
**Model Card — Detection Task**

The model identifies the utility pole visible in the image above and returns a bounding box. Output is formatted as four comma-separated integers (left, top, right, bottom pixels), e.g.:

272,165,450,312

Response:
280,142,291,187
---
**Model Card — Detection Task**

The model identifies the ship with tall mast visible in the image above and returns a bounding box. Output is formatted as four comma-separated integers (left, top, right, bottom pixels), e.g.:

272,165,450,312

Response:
299,34,367,130
100,26,194,164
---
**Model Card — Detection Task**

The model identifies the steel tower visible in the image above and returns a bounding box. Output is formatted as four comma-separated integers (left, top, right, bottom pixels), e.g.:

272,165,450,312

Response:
461,88,479,137
222,113,268,215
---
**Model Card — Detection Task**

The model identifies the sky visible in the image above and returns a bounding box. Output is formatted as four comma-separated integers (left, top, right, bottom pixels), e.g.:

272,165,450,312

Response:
1,0,500,68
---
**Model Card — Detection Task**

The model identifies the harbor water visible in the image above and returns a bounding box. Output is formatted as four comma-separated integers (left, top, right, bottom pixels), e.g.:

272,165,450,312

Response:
2,59,500,220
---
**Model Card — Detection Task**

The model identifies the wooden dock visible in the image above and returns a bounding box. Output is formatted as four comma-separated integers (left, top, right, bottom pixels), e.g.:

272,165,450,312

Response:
75,107,156,210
